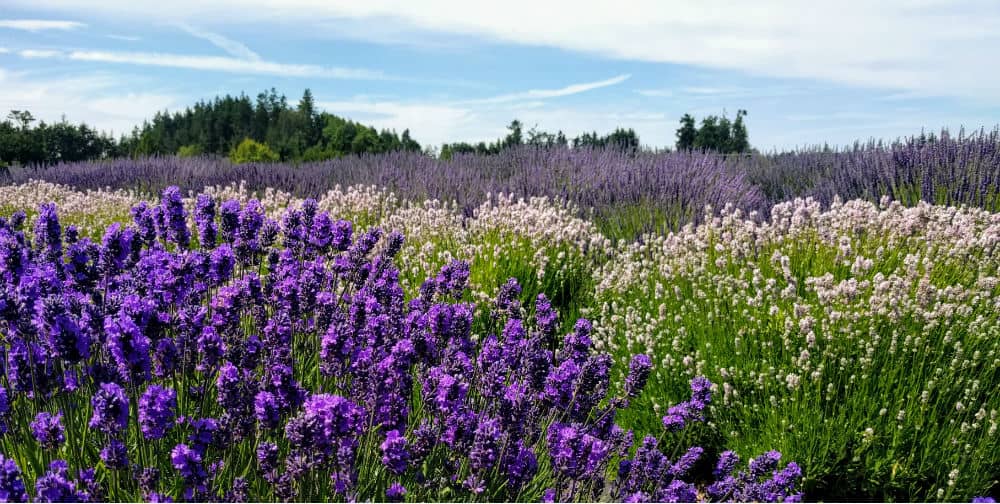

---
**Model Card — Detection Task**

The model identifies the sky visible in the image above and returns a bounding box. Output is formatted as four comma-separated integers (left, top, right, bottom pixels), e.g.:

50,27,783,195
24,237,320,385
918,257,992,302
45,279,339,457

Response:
1,0,999,151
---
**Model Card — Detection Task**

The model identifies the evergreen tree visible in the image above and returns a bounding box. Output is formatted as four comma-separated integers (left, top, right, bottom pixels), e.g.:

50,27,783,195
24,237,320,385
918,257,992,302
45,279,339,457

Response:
676,114,697,150
729,110,749,153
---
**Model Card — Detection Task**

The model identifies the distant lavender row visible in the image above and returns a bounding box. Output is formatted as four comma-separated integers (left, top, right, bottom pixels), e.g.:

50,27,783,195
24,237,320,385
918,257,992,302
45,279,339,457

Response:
746,127,1000,208
0,148,769,236
5,127,1000,234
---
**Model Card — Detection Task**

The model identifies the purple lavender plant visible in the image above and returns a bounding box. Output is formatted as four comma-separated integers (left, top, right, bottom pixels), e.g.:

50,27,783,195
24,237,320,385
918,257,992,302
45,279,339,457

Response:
139,385,177,440
30,412,65,450
89,382,129,435
0,454,28,502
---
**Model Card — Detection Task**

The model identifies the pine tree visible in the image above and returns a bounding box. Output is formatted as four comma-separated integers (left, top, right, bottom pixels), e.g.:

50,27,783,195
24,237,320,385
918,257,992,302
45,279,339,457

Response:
676,114,697,150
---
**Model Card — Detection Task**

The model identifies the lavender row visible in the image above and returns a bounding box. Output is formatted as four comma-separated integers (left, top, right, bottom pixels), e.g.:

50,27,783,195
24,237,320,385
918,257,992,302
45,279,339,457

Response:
6,128,1000,236
0,148,769,237
0,188,801,502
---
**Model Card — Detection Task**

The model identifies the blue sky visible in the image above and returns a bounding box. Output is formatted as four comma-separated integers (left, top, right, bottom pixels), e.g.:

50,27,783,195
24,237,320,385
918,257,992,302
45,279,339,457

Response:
1,1,999,150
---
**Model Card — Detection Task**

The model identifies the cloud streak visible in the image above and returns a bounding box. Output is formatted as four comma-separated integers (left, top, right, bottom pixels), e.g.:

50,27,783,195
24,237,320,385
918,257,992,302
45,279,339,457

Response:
176,24,261,61
106,34,141,42
27,49,392,80
464,74,631,104
19,49,62,59
0,19,85,31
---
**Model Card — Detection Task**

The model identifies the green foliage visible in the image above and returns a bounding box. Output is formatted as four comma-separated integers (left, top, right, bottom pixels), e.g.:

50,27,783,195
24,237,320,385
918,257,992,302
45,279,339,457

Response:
229,138,279,163
176,144,202,157
676,109,750,153
572,127,640,151
119,88,422,161
0,111,119,166
526,125,569,148
440,120,640,158
676,113,698,150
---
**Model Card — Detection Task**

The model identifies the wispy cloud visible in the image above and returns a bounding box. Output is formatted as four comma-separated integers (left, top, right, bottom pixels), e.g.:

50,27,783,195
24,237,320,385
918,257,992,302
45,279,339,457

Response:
61,50,389,80
176,24,261,61
11,0,996,100
682,87,733,95
106,34,141,42
635,88,673,98
0,19,85,31
0,47,10,54
319,87,671,148
464,74,631,105
785,111,881,122
19,49,63,59
319,99,477,145
876,90,941,102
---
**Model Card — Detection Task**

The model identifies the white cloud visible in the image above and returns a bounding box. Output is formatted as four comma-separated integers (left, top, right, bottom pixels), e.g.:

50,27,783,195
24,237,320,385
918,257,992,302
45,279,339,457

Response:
682,87,733,95
463,74,630,104
106,34,141,41
320,99,478,147
9,0,1000,100
785,111,882,122
0,19,85,31
176,24,260,61
635,89,673,98
314,74,635,145
19,49,63,59
0,67,178,134
65,50,390,80
0,48,10,54
318,94,674,148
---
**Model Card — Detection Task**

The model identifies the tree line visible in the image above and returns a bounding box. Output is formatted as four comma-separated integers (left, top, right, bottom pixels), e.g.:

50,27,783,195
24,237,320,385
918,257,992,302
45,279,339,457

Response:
118,88,422,162
675,109,750,154
0,111,121,167
1,87,752,166
438,121,643,159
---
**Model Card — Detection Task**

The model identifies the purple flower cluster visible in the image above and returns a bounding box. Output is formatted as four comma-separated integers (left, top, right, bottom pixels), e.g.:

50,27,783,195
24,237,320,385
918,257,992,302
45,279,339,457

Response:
706,450,804,502
612,381,803,503
0,454,28,502
89,382,129,435
139,385,177,440
30,412,65,450
0,190,813,502
35,460,85,502
662,376,713,432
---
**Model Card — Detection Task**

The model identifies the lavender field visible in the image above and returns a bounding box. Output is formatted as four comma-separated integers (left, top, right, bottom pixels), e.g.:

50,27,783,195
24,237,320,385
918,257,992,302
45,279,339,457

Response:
0,129,998,502
6,128,1000,239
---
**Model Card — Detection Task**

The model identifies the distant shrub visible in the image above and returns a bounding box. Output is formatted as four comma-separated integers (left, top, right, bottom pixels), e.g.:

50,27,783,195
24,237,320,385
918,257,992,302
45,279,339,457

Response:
229,138,279,164
301,145,340,162
176,144,202,158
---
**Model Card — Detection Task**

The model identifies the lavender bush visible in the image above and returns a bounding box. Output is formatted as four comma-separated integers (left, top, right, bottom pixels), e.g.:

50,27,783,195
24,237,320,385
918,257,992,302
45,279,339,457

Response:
0,189,801,502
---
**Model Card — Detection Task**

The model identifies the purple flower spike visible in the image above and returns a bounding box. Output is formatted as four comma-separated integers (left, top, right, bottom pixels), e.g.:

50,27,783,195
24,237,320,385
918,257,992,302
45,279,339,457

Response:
90,382,130,435
0,454,28,502
386,482,406,502
380,430,410,475
30,412,65,450
139,385,177,440
624,354,653,398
